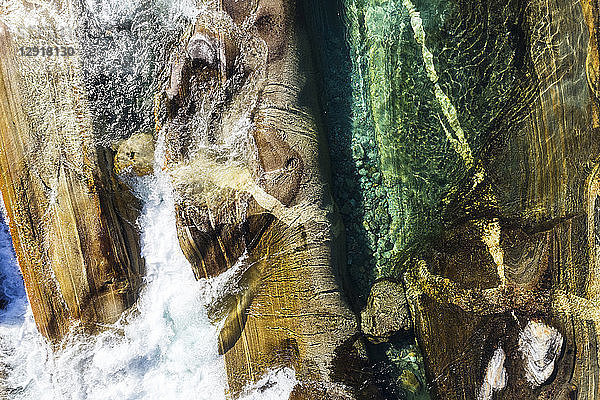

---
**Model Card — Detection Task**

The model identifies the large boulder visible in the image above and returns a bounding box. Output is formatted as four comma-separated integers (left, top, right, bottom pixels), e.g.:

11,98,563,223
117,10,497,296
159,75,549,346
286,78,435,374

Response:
361,279,411,344
161,0,376,397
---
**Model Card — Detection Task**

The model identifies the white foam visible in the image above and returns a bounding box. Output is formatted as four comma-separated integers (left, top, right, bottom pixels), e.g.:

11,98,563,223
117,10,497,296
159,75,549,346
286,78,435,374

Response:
0,148,295,400
239,368,297,400
0,162,223,399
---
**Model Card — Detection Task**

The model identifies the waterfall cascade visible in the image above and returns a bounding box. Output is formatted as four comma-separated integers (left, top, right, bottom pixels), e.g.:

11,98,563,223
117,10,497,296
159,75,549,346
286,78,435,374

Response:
0,1,296,397
0,139,296,399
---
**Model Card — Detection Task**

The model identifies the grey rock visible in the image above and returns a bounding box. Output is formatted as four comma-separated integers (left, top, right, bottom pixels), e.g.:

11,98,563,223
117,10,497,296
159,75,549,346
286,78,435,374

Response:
187,33,218,69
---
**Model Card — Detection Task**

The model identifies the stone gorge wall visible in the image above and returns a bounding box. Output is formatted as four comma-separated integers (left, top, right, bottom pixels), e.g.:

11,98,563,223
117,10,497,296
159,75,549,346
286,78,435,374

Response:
161,0,378,398
0,1,144,341
5,0,600,399
401,0,600,397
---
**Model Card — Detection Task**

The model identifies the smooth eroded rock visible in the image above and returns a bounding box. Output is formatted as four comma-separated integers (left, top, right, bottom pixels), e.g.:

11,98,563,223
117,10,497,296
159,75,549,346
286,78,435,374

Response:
0,3,144,341
518,320,563,388
161,0,375,397
114,132,155,177
360,279,411,344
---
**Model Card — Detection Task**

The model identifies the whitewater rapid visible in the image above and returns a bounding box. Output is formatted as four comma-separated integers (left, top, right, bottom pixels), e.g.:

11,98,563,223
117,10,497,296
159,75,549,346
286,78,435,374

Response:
0,148,296,399
0,0,299,397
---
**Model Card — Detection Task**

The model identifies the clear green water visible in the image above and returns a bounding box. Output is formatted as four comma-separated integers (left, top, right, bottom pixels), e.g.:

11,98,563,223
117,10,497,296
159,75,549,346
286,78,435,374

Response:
305,0,522,396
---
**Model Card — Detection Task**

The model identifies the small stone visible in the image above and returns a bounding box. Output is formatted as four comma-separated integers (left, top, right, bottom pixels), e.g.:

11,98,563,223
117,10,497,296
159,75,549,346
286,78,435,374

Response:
399,369,420,393
360,279,411,344
405,351,418,363
352,143,365,159
368,232,377,245
352,337,369,360
114,133,155,176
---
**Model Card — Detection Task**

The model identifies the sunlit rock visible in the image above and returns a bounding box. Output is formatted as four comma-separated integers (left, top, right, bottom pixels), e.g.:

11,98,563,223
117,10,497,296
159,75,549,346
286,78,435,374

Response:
518,320,563,387
114,132,155,177
160,0,374,397
0,5,144,341
478,347,506,400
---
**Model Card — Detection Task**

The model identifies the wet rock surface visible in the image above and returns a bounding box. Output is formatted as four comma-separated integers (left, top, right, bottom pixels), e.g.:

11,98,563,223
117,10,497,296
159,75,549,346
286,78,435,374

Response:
518,320,563,388
310,0,600,397
161,1,375,397
114,132,155,177
361,279,411,344
0,3,145,341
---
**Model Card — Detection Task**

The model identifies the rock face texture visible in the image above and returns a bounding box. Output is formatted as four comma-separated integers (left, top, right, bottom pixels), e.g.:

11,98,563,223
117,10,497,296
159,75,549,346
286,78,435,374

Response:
0,2,144,341
312,0,600,397
394,0,600,398
114,133,155,177
360,279,411,344
162,0,369,397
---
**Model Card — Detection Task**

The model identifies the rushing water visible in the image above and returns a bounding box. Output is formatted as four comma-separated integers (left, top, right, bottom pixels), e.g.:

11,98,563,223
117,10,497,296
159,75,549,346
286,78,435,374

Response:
0,1,297,396
0,142,296,399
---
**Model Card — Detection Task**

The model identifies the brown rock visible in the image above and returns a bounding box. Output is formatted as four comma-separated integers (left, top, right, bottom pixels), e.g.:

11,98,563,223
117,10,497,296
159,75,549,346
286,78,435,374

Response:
360,279,411,344
162,0,367,397
114,133,155,177
400,0,600,397
0,7,143,341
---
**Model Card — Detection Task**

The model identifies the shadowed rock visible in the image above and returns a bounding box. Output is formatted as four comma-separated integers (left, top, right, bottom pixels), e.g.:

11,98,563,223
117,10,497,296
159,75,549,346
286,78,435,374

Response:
360,279,411,344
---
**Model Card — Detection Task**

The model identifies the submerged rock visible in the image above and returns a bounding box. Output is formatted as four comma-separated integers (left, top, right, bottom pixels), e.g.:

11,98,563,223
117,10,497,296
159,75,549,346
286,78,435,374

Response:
360,279,411,344
399,369,420,394
370,0,600,396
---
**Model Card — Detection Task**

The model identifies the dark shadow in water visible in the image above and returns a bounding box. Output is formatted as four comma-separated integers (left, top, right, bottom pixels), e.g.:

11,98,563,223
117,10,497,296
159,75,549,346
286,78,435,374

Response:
0,213,27,325
301,3,431,399
300,0,376,311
